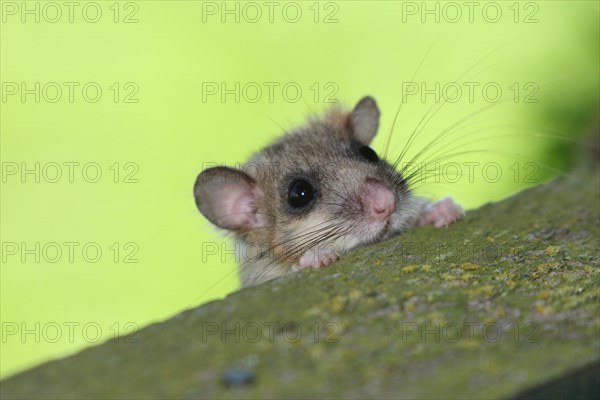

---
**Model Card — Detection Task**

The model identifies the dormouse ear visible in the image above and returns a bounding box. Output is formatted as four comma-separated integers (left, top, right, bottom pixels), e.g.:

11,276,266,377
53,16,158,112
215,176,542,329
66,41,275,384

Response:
350,96,380,145
194,167,264,231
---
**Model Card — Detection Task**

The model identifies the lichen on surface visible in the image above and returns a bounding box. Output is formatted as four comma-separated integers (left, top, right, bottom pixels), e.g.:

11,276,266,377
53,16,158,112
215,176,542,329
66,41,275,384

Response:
1,167,599,399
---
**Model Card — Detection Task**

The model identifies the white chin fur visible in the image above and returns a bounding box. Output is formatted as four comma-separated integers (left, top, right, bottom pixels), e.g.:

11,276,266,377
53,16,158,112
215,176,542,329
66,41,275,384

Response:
325,220,390,255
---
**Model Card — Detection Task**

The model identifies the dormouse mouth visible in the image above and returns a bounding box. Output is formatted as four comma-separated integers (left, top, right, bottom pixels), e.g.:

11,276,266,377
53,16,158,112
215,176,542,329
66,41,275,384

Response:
356,215,392,246
376,217,392,240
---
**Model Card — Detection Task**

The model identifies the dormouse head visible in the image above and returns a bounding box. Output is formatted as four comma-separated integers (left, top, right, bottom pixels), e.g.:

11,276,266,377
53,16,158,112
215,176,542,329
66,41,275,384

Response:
194,96,417,262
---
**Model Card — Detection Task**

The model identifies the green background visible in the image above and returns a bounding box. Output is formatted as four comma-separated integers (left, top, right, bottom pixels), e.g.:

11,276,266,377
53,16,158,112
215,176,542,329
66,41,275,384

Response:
1,0,598,379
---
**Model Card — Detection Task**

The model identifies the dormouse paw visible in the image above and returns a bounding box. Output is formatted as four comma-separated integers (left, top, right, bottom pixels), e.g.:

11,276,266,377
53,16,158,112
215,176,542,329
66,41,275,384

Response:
419,197,464,228
298,248,340,269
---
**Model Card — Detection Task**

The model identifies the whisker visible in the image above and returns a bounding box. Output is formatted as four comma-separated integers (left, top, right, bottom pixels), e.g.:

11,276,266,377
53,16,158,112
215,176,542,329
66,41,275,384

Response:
391,41,515,169
382,41,437,160
397,98,515,174
402,148,571,188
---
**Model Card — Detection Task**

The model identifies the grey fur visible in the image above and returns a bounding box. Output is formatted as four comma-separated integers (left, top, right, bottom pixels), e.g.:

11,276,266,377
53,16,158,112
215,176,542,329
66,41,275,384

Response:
195,96,432,287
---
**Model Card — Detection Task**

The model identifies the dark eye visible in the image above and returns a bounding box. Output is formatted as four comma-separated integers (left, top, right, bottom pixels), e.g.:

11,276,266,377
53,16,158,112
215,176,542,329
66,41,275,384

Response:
287,179,315,208
359,145,379,163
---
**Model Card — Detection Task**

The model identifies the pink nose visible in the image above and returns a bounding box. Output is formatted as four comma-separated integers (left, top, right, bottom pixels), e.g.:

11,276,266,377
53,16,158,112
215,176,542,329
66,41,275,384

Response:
363,180,396,221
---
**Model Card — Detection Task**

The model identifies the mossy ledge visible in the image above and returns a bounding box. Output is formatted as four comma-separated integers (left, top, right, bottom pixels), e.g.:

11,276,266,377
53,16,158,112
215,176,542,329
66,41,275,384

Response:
2,166,599,400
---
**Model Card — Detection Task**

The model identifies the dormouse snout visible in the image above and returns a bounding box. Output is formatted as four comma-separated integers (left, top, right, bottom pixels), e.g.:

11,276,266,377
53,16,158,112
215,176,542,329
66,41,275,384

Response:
361,179,396,221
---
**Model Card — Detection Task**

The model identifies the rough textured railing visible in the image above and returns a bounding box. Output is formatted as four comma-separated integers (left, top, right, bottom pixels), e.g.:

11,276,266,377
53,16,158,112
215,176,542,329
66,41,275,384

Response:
1,162,598,399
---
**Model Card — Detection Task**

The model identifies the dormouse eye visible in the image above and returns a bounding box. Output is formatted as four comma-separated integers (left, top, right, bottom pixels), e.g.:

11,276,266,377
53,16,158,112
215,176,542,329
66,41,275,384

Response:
287,179,315,208
358,145,379,163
